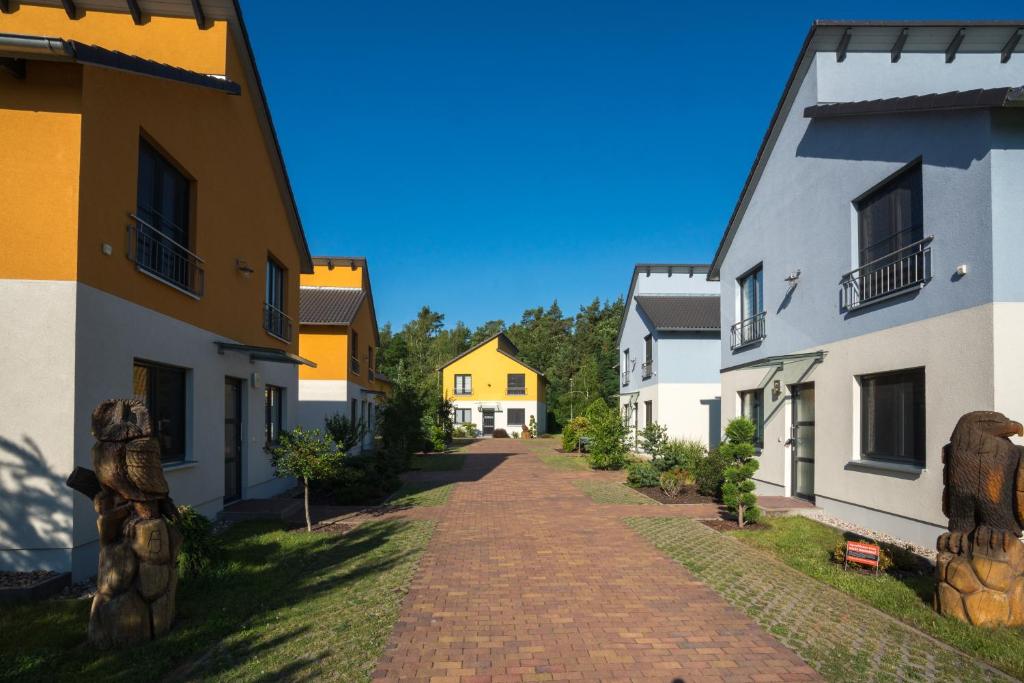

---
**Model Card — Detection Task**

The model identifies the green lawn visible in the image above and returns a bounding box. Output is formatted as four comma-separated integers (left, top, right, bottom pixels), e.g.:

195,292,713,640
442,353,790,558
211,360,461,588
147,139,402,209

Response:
0,519,433,683
573,479,656,505
410,453,466,471
730,515,1024,679
538,453,590,471
389,482,454,507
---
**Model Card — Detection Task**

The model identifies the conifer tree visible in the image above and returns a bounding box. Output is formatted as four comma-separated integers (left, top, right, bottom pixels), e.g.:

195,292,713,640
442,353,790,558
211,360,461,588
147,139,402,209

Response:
720,417,760,527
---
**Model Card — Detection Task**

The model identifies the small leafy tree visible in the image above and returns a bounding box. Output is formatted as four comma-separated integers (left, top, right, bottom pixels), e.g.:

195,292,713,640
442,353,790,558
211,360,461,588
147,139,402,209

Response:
586,400,629,470
272,428,345,532
562,415,590,452
720,417,760,527
638,422,668,458
378,382,426,461
324,413,367,452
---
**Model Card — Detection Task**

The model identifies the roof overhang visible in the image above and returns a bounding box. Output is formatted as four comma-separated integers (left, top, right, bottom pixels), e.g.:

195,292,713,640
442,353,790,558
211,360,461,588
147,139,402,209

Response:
708,21,1024,280
215,342,316,367
804,85,1024,118
616,264,713,347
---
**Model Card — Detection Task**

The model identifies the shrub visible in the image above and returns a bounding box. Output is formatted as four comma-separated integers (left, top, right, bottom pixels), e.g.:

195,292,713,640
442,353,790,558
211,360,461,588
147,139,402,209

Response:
378,383,425,457
511,431,521,438
528,415,538,438
330,454,401,505
324,413,366,453
656,439,707,472
493,428,509,438
638,422,668,458
693,449,729,497
720,417,761,527
423,424,447,453
562,416,590,452
271,428,346,531
172,505,219,579
453,423,478,438
586,402,629,470
626,460,660,488
659,467,687,497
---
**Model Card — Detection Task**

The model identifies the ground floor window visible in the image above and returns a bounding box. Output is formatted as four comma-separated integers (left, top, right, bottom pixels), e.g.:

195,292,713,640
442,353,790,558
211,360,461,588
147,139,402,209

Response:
133,360,187,463
860,367,925,466
644,400,653,426
265,385,284,447
507,408,525,426
455,407,473,423
739,389,763,447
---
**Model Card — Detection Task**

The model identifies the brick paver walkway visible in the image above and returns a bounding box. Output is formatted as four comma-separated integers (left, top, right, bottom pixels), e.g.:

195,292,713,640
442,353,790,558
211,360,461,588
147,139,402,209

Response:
370,439,819,682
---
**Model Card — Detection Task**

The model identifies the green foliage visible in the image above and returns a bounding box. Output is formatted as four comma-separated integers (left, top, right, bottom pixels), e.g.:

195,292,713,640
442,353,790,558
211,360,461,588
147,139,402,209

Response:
719,417,760,526
378,381,426,456
528,414,538,437
626,460,660,488
423,424,448,453
172,505,219,579
561,415,590,451
324,413,366,453
586,402,629,470
693,449,730,497
638,422,669,458
330,454,402,505
272,428,346,530
493,428,509,438
659,467,687,497
654,438,706,472
452,423,478,438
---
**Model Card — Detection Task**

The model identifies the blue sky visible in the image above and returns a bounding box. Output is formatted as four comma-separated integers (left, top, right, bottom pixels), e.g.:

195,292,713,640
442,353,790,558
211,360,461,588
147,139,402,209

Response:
243,1,1021,329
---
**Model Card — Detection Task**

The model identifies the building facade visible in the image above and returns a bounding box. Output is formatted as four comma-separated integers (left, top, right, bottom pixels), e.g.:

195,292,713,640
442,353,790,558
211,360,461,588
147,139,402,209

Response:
618,265,722,449
710,21,1024,548
0,1,314,579
440,333,547,436
296,257,390,453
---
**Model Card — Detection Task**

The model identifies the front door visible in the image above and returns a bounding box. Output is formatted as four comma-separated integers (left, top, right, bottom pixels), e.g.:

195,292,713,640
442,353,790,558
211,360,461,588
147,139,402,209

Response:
224,378,243,503
790,383,815,501
482,409,495,435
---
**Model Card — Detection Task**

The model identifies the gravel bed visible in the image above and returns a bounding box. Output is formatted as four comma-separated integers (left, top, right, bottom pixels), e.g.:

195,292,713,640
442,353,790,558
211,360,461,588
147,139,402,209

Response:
0,570,59,589
805,510,937,562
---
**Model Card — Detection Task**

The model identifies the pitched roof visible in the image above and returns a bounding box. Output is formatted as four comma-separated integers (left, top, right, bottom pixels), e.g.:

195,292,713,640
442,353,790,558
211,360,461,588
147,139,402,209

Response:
615,264,714,346
804,85,1024,118
437,332,546,377
635,295,721,332
299,287,364,325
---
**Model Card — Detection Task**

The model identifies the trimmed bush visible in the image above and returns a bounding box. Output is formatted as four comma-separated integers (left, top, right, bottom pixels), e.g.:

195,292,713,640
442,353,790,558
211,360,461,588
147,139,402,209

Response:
561,416,589,452
659,467,686,497
172,505,219,579
330,454,401,505
626,460,660,488
656,439,707,473
693,449,729,498
493,428,509,438
720,417,761,527
586,401,629,470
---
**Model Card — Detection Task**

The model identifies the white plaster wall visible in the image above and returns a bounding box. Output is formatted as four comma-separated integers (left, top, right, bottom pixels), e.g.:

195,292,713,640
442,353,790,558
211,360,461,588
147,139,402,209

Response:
993,303,1024,430
451,400,544,436
296,378,349,433
656,383,722,448
722,303,996,548
0,280,78,575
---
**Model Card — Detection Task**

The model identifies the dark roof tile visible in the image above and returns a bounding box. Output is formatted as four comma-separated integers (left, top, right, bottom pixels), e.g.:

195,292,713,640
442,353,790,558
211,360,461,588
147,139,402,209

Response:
635,295,720,332
300,287,364,325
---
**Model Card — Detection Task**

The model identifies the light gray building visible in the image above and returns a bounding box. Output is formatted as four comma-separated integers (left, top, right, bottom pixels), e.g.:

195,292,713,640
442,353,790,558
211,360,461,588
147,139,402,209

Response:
617,264,721,449
709,21,1024,548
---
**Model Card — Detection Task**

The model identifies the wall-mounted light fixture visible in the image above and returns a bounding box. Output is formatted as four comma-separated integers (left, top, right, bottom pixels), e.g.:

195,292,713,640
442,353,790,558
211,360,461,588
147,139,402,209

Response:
784,270,801,285
235,259,255,277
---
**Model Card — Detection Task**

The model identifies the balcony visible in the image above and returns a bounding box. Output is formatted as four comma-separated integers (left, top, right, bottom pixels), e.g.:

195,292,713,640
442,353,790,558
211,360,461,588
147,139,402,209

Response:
506,387,527,396
263,303,293,342
841,237,933,311
641,361,653,379
127,215,204,297
621,370,630,387
730,311,766,350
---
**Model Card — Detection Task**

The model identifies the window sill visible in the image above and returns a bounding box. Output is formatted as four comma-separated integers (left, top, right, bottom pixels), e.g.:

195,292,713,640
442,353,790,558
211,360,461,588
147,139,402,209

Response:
163,460,199,472
845,459,925,477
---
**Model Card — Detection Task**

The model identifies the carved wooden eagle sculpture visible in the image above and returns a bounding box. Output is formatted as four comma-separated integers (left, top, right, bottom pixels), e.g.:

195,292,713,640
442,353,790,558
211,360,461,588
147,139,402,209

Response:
943,411,1024,536
90,399,169,514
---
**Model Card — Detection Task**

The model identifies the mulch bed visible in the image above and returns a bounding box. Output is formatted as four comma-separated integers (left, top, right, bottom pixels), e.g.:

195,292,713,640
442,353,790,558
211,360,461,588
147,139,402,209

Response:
699,518,768,532
0,570,58,589
634,486,718,505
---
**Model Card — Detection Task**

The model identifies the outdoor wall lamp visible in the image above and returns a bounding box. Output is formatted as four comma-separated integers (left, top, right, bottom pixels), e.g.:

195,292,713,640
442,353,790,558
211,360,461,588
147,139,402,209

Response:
235,259,255,277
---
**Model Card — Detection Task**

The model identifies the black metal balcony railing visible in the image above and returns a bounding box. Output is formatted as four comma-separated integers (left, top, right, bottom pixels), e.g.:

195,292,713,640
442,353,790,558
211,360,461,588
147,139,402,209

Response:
730,311,766,350
127,215,204,297
621,370,630,386
351,356,361,374
506,387,527,396
641,361,653,379
841,237,933,310
263,303,293,342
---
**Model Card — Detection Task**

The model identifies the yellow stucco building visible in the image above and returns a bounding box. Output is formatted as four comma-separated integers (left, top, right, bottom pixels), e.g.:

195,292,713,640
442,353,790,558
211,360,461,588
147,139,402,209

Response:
297,257,390,452
0,0,312,579
440,333,547,436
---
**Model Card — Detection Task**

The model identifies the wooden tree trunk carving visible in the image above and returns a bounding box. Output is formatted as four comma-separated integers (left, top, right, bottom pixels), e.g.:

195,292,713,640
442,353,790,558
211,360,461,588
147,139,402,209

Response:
66,399,182,648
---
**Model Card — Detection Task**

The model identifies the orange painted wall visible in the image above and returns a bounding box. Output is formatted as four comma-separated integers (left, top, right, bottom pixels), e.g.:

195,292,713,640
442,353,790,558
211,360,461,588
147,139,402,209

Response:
0,61,83,281
0,5,306,351
300,261,364,288
299,326,350,381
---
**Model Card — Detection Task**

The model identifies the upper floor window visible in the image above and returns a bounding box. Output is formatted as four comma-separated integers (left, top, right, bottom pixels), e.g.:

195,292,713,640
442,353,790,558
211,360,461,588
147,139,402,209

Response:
133,139,203,296
739,389,764,448
133,360,187,463
507,373,526,395
622,348,630,386
351,330,361,373
642,335,653,379
860,367,925,467
732,265,765,349
265,385,284,447
644,400,653,426
844,162,930,309
264,259,292,341
454,374,472,395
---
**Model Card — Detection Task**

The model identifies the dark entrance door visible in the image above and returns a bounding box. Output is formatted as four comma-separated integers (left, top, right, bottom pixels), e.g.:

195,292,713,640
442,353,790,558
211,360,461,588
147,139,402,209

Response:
482,409,495,435
224,378,243,503
791,383,815,501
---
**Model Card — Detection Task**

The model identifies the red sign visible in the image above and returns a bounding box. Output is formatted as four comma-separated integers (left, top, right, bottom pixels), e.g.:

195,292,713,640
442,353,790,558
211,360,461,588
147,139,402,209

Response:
844,541,881,573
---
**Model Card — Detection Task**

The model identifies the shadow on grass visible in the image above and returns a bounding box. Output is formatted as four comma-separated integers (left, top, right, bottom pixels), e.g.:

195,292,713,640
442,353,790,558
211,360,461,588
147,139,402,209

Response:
1,519,425,683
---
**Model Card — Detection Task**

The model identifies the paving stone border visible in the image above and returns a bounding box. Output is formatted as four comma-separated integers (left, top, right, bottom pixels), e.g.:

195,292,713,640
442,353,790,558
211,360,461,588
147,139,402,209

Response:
626,517,1015,682
573,479,658,505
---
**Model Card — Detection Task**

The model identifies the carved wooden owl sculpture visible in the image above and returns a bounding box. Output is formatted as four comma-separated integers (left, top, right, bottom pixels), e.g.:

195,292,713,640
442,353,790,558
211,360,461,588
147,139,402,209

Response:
91,399,169,507
943,411,1024,535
